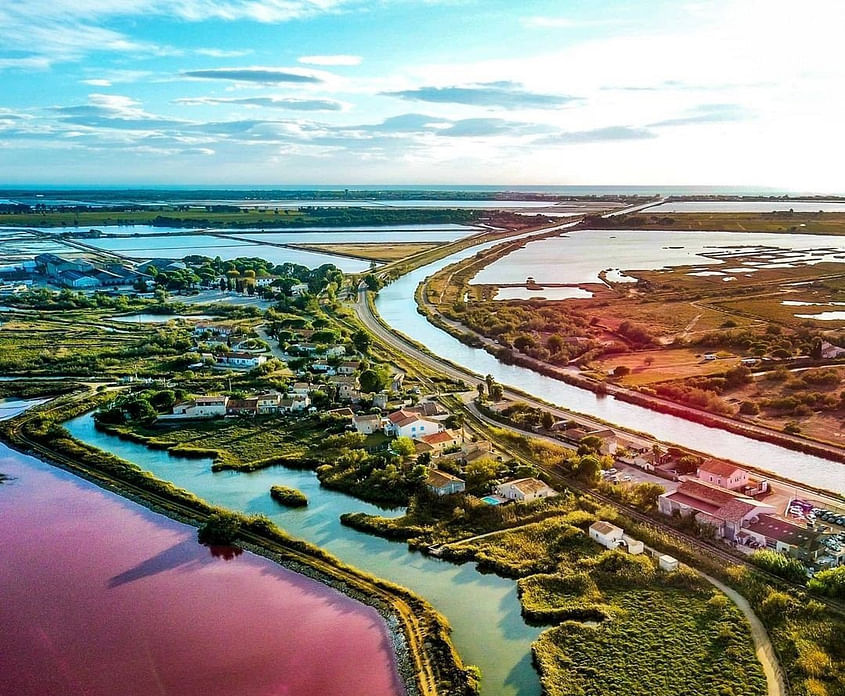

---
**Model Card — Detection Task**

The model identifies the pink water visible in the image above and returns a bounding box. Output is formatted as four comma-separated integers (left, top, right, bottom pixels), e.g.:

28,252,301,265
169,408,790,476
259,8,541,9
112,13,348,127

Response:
0,443,404,696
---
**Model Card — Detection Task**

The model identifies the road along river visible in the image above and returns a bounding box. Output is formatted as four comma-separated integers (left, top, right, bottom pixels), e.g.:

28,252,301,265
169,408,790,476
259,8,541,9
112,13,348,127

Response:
373,234,844,493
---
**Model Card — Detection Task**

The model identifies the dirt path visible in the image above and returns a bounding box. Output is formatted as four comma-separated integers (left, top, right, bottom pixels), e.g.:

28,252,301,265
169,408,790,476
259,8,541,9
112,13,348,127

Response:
701,572,787,696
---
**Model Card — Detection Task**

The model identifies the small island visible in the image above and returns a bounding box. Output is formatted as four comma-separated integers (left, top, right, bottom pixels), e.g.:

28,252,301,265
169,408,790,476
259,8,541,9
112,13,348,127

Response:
270,485,308,508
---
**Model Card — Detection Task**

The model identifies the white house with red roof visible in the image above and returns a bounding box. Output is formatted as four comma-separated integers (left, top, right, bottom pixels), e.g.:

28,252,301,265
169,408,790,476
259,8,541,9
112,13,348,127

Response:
383,409,443,439
696,459,749,491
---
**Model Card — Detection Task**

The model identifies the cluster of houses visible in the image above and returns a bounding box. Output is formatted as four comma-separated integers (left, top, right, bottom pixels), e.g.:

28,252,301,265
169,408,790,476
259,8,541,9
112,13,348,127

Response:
162,390,311,420
658,458,827,563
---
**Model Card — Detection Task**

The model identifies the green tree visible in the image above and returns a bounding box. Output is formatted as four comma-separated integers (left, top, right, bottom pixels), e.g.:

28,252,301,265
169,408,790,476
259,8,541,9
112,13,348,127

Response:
198,511,242,545
750,549,807,584
575,454,602,483
352,330,372,354
540,410,555,430
392,436,416,462
359,368,385,394
476,382,485,400
808,565,845,598
490,383,504,401
465,456,501,493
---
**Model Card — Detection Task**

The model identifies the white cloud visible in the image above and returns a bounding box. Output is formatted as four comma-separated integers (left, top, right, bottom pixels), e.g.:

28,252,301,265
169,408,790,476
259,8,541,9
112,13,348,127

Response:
195,48,253,58
82,79,113,86
298,54,362,66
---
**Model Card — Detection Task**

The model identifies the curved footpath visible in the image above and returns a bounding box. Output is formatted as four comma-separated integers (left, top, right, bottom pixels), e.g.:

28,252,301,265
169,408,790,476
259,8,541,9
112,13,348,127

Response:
702,573,788,696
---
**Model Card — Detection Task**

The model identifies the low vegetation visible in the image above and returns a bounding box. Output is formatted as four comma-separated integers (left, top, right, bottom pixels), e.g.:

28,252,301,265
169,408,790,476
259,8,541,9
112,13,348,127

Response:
270,485,308,507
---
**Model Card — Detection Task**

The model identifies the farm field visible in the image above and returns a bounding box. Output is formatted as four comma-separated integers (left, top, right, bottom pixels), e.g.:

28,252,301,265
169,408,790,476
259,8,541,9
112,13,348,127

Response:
292,242,441,262
606,211,845,235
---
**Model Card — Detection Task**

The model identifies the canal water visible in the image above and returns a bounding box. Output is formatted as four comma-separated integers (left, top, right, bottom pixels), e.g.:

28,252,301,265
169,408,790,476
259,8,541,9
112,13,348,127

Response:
375,231,844,492
0,400,404,696
64,412,545,696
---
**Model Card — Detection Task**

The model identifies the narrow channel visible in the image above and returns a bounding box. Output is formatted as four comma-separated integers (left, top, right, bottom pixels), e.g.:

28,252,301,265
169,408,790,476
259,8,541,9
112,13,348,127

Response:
64,412,545,696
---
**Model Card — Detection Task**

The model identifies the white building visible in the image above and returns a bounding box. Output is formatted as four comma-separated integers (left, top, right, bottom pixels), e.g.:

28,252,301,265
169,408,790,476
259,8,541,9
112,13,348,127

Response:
384,409,443,439
255,391,282,414
290,282,310,296
217,352,267,369
589,520,624,548
494,478,557,503
659,555,679,572
169,395,228,418
279,395,310,413
696,459,749,491
353,414,383,435
290,382,311,396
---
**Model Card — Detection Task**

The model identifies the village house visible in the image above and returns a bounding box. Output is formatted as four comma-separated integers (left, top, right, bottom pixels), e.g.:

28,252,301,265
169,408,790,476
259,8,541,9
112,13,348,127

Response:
255,391,282,414
415,430,460,453
194,323,234,338
217,352,267,369
372,391,389,409
384,409,443,439
227,398,259,416
696,459,749,491
407,401,447,418
589,520,624,548
254,275,279,288
495,478,557,503
583,428,625,455
336,360,360,376
658,479,774,541
290,282,310,296
353,413,383,435
289,382,311,397
168,395,228,419
329,374,361,402
327,407,355,420
279,396,310,413
425,470,466,496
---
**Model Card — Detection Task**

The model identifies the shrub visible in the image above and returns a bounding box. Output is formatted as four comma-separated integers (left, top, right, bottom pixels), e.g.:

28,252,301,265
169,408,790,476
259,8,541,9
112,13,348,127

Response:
270,485,308,507
750,550,806,584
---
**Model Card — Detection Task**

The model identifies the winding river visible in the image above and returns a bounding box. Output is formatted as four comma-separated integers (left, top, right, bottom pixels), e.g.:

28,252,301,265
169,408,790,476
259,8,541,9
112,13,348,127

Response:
374,231,844,493
65,413,545,696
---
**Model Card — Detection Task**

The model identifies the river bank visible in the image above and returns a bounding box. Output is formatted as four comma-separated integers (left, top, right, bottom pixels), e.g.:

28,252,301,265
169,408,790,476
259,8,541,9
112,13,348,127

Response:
369,237,844,492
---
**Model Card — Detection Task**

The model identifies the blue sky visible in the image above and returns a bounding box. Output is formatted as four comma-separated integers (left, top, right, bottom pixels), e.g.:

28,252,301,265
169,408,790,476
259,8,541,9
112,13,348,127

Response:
0,0,841,189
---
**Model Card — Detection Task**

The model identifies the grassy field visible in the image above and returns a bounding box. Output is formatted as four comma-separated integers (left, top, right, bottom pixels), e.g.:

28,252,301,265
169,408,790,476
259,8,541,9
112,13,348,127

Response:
293,242,441,262
531,583,767,696
116,417,326,469
0,207,479,229
0,314,179,375
587,347,742,386
618,211,845,235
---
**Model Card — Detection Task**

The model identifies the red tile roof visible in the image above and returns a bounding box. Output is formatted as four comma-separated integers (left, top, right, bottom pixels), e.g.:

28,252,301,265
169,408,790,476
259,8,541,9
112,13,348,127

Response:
698,458,745,479
420,431,456,445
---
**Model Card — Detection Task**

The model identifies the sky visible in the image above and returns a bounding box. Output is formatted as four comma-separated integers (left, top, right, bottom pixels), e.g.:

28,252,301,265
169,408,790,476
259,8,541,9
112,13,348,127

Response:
0,0,843,190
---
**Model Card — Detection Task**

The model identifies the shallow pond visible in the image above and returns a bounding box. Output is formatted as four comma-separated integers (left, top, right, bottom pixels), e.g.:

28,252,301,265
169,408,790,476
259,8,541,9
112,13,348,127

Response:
0,401,403,696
